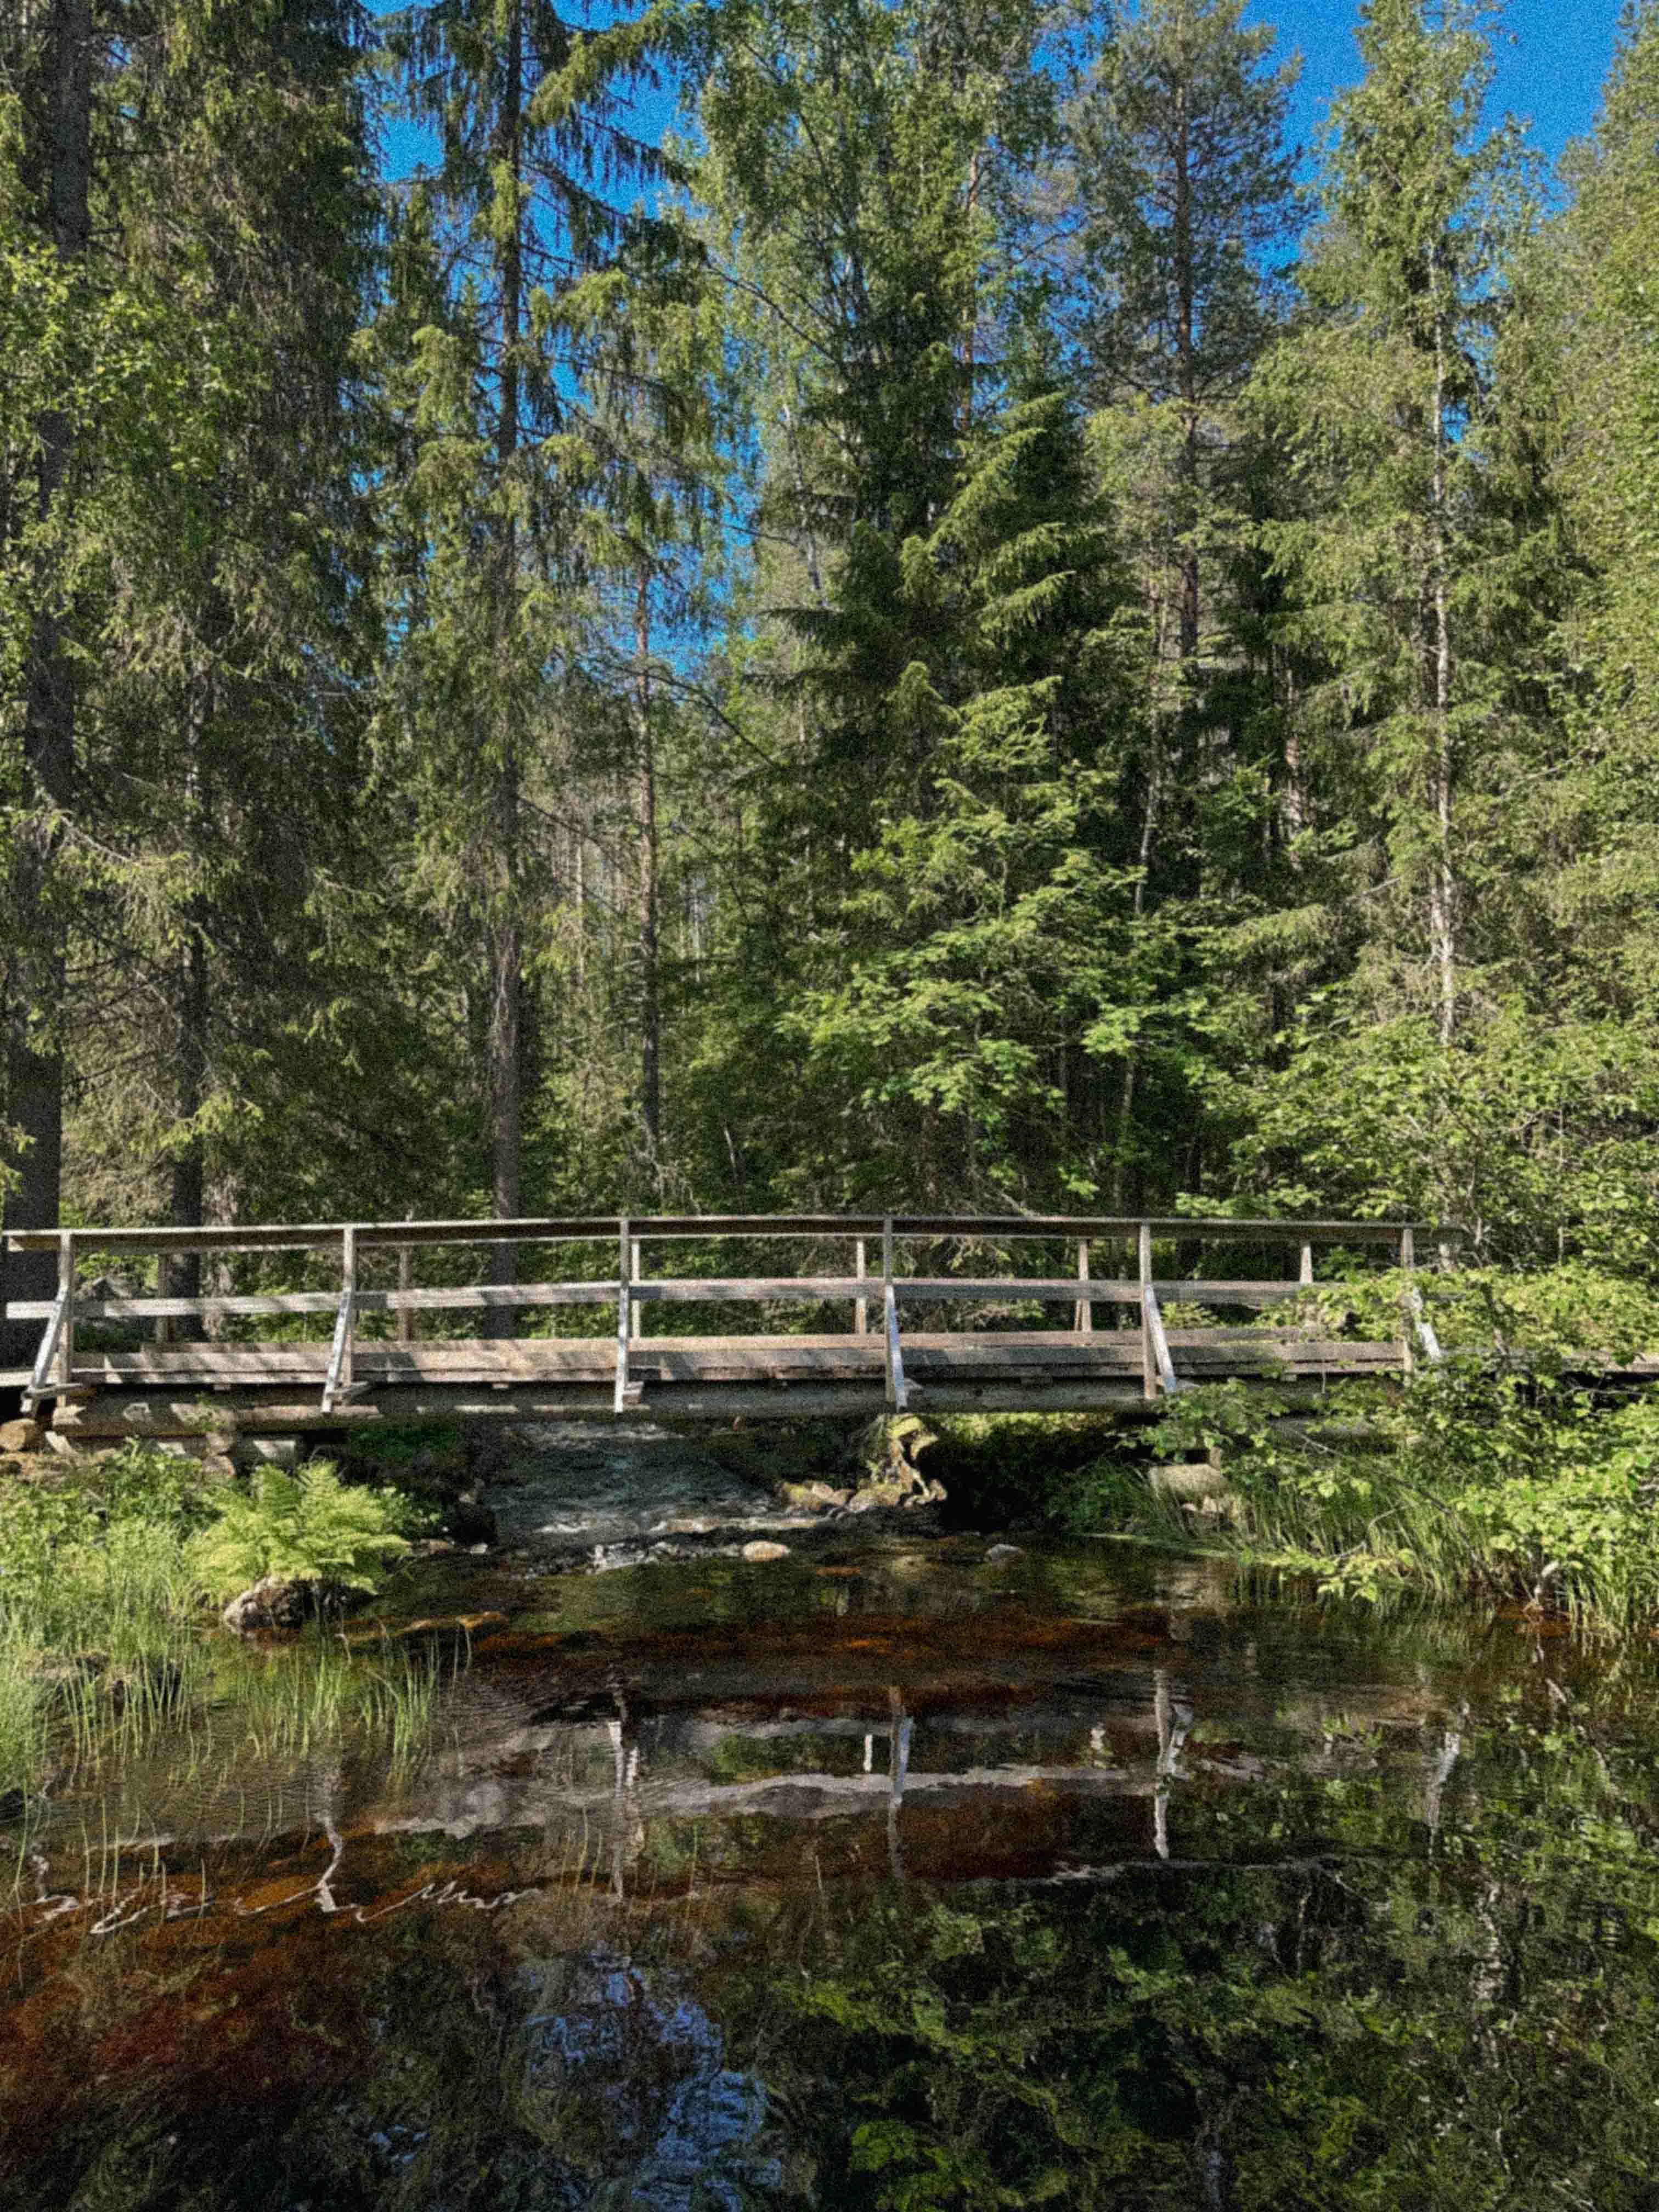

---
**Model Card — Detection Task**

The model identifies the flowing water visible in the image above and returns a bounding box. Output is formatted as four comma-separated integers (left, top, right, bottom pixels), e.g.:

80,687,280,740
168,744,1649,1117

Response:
6,1430,1659,2209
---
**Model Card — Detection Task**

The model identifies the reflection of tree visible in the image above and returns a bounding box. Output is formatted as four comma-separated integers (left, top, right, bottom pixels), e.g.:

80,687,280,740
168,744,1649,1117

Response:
15,1655,1659,2208
706,1690,1659,2210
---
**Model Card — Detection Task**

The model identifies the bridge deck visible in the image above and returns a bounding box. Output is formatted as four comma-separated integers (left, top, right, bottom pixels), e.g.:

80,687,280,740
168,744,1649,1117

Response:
2,1209,1463,1435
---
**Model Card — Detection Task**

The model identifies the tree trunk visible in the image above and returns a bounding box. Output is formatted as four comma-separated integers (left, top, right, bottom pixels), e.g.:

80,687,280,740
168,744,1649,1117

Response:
1173,65,1200,672
484,0,525,1333
635,564,661,1184
1,0,91,1373
1428,307,1457,1048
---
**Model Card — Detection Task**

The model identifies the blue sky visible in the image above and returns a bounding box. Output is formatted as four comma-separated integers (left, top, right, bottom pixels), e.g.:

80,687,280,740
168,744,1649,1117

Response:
367,1,1628,184
1256,0,1624,168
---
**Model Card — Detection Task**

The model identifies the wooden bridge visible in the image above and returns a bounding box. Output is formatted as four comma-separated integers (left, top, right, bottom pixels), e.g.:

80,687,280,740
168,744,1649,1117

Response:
0,1212,1451,1443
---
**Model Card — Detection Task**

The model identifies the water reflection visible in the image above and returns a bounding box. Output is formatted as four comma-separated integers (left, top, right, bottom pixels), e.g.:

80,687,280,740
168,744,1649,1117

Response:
5,1538,1659,2207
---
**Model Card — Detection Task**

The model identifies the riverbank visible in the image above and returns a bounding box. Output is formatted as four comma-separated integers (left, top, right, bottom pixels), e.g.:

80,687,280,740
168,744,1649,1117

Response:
910,1364,1659,1634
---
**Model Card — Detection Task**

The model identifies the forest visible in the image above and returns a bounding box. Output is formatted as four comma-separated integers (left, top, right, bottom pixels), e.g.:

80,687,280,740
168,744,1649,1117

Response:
3,0,1657,1353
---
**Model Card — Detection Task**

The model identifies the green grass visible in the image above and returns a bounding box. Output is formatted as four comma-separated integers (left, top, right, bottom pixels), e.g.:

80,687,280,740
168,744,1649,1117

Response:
0,1448,439,1832
1092,1367,1659,1634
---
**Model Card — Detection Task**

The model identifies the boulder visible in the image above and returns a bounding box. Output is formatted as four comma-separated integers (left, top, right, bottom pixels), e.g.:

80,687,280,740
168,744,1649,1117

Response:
221,1575,356,1635
845,1477,914,1513
777,1480,851,1510
450,1486,498,1545
741,1540,792,1562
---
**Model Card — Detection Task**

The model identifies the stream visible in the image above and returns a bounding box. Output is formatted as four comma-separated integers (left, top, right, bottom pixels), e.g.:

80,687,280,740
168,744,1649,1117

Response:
6,1426,1659,2208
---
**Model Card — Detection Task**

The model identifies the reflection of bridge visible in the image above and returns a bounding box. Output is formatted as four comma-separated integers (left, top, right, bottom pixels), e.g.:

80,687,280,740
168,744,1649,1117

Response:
3,1211,1449,1441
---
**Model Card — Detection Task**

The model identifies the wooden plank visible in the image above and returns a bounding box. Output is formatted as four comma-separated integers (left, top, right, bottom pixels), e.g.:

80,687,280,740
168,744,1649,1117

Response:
894,1278,1305,1304
4,1282,618,1321
1143,1283,1181,1397
614,1217,630,1415
885,1281,907,1412
3,1210,1453,1257
635,1278,871,1302
883,1215,1444,1244
1408,1288,1444,1366
57,1232,75,1391
25,1279,71,1409
1139,1223,1154,1401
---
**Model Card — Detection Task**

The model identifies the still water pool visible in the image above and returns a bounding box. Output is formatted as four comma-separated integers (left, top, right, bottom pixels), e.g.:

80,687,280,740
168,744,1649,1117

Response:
5,1483,1659,2208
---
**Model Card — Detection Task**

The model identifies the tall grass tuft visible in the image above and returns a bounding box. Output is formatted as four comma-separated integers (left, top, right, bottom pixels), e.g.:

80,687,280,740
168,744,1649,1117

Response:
1126,1368,1659,1633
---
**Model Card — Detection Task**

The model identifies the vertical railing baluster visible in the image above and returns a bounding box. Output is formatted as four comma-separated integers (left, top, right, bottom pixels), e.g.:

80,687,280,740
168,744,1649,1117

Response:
397,1210,414,1345
614,1215,631,1413
57,1231,75,1391
1139,1221,1154,1400
630,1237,642,1341
341,1224,356,1394
855,1237,868,1336
1075,1237,1092,1334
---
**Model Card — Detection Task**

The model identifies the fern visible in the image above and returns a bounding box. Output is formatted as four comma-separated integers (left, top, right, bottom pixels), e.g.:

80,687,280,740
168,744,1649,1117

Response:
186,1463,411,1604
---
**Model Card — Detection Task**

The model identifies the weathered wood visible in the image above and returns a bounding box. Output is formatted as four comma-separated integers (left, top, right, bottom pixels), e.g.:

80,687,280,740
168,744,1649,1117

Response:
321,1227,356,1413
4,1207,1485,1428
57,1231,75,1391
1408,1286,1443,1366
634,1277,871,1303
25,1276,71,1409
893,1278,1305,1305
3,1282,619,1321
1143,1283,1180,1397
1139,1222,1154,1401
3,1209,1449,1256
884,1281,907,1412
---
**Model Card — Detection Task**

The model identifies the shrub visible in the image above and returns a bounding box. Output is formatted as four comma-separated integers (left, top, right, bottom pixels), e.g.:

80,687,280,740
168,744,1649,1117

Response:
185,1463,413,1604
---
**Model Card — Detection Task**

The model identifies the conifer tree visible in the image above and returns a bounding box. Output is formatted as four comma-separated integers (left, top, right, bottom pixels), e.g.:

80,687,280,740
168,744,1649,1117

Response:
381,0,678,1273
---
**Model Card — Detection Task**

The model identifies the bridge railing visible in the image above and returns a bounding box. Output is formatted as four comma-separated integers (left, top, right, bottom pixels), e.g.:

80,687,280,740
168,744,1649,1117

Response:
4,1212,1451,1414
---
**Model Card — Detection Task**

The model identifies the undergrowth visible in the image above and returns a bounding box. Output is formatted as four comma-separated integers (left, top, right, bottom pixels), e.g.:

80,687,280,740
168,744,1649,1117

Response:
0,1448,429,1827
1109,1364,1659,1633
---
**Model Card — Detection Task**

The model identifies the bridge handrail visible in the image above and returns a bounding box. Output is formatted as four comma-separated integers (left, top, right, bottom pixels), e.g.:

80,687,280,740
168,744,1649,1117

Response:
4,1211,1452,1256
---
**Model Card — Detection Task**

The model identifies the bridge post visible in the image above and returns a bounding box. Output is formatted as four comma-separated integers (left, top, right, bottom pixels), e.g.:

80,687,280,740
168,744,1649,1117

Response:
397,1210,414,1345
322,1225,357,1411
1138,1221,1154,1400
56,1231,75,1390
882,1215,907,1410
614,1215,631,1413
1400,1224,1416,1374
